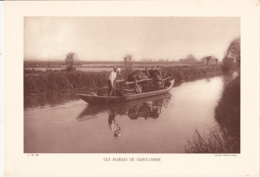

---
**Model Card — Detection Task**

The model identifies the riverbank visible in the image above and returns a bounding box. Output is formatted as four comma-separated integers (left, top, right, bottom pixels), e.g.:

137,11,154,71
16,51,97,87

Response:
24,65,223,96
24,70,108,95
185,74,240,153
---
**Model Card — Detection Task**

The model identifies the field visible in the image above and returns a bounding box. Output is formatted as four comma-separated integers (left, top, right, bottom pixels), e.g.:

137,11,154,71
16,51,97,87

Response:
24,60,219,70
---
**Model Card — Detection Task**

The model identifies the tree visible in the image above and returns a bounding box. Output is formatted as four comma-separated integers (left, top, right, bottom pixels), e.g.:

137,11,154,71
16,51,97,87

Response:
215,59,218,65
206,56,211,65
222,38,240,73
124,55,133,74
65,52,75,71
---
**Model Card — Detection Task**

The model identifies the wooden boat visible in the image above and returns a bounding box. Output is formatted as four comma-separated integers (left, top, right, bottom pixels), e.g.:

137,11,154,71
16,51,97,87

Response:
77,79,174,104
76,92,172,121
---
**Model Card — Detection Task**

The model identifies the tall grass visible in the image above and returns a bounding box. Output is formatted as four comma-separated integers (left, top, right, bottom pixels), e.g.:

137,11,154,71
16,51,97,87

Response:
163,65,223,85
24,70,109,95
185,127,240,153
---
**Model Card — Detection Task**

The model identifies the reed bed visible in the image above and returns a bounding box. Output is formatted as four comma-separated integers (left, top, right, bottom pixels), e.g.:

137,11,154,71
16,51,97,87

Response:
24,70,109,95
185,126,240,153
24,65,223,95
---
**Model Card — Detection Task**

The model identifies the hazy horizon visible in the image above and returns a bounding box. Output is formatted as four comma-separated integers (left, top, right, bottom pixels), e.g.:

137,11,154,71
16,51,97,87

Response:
24,17,240,61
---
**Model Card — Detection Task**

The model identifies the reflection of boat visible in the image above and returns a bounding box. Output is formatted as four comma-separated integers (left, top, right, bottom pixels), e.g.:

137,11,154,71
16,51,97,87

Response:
76,93,172,121
76,79,174,104
128,98,164,120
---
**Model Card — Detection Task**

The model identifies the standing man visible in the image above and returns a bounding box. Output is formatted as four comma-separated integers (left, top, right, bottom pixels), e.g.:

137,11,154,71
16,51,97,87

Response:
108,67,119,95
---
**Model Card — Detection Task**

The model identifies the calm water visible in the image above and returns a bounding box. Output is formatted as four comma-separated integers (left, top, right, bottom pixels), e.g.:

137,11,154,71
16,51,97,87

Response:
24,76,225,153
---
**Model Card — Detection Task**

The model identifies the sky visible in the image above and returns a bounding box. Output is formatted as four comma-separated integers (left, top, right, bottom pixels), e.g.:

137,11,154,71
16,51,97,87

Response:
24,17,240,61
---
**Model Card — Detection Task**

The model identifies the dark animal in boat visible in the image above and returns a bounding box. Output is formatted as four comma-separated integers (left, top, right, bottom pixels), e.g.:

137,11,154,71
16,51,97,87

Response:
127,69,162,82
127,70,149,82
124,69,165,93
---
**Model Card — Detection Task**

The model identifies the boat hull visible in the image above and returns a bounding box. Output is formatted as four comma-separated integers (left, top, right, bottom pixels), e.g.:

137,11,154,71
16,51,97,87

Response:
77,79,174,104
77,94,127,104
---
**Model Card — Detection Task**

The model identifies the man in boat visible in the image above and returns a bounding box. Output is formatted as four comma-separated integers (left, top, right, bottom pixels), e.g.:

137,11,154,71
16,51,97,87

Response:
108,67,120,96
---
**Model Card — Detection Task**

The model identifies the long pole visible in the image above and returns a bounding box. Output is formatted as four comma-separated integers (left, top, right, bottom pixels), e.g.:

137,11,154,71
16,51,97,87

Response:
106,86,114,105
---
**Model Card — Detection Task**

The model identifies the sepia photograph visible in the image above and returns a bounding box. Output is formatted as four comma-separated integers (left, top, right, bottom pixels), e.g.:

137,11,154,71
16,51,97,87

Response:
24,17,241,153
3,0,259,176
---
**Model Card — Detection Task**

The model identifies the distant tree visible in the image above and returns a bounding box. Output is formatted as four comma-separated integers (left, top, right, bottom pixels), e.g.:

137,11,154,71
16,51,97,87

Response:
179,54,197,63
187,54,196,60
222,38,240,73
207,56,211,65
65,52,75,71
201,56,217,65
215,59,219,65
124,55,133,74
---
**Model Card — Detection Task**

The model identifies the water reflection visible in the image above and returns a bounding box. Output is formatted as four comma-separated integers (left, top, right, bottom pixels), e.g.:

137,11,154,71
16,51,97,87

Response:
128,98,164,120
205,77,211,82
222,72,239,86
24,89,94,108
24,92,78,108
76,93,172,138
108,110,121,138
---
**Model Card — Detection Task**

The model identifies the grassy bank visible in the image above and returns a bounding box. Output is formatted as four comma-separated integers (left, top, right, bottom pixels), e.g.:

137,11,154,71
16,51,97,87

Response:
24,70,109,95
185,126,239,153
24,65,223,95
163,65,222,86
215,76,240,142
185,75,240,153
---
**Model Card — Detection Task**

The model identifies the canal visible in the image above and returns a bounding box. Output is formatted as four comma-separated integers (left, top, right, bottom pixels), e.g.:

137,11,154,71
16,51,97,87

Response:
24,76,226,153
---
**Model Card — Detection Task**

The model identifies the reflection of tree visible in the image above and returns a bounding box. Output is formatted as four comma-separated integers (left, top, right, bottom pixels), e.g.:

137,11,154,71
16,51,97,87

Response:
222,73,237,87
24,91,79,108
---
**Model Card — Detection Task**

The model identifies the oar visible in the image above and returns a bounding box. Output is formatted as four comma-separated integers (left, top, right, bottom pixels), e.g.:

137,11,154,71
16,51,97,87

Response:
106,87,114,104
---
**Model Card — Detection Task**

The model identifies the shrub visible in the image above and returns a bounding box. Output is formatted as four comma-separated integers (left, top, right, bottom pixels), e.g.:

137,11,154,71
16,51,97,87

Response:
124,55,133,74
65,52,75,71
215,76,240,139
222,38,240,73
